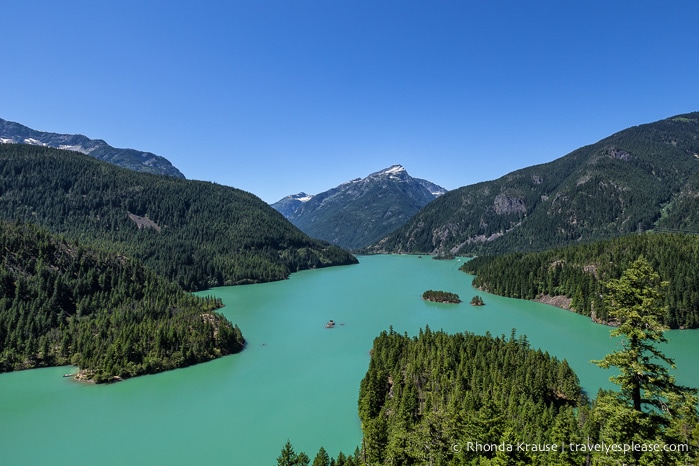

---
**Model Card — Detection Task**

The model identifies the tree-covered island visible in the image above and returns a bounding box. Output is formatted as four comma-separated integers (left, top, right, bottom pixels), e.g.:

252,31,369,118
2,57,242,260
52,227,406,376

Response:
422,290,461,304
470,295,485,306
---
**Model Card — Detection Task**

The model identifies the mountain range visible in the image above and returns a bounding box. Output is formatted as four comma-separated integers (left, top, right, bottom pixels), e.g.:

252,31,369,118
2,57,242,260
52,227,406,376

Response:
272,165,447,250
0,118,185,178
370,112,699,256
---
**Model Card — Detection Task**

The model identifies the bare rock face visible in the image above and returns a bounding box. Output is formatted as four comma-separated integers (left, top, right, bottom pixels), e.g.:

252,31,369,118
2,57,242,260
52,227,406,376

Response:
606,147,633,162
493,193,526,215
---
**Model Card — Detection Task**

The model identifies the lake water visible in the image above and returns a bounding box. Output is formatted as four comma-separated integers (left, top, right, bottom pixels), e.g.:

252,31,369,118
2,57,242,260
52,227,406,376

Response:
1,255,697,465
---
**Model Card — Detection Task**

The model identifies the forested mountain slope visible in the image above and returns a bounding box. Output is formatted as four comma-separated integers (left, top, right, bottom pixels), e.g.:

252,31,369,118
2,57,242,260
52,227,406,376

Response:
461,232,699,328
0,144,357,291
0,221,244,382
371,112,699,255
0,117,185,178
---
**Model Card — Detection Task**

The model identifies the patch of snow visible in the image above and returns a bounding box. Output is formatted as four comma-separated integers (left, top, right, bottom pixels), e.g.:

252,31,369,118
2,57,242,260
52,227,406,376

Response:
383,165,405,174
23,137,47,146
58,145,87,153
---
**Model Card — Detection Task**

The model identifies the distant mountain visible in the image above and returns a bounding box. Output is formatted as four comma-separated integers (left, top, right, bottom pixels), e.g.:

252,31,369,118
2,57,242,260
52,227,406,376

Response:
370,112,699,255
271,165,447,250
0,143,357,291
272,192,314,218
0,118,185,178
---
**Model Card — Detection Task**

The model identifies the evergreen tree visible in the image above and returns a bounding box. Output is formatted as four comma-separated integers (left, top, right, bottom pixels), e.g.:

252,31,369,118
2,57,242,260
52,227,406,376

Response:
277,440,300,466
312,447,330,466
593,257,691,413
592,257,699,464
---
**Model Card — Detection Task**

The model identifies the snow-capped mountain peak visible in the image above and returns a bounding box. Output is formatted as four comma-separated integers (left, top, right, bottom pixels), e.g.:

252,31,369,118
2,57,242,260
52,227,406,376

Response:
270,164,447,250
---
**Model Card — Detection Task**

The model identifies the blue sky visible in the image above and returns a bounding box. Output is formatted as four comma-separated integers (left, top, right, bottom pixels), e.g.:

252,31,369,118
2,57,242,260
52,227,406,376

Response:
3,1,698,203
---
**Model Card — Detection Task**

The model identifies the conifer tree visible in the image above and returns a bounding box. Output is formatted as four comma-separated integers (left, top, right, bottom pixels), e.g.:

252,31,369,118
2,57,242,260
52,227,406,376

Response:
311,447,330,466
592,257,698,464
593,256,690,413
277,440,303,466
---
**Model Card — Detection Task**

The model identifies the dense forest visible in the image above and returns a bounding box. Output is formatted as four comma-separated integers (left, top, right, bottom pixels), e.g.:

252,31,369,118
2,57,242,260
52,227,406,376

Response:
461,232,699,328
0,221,244,382
0,144,357,291
356,327,586,465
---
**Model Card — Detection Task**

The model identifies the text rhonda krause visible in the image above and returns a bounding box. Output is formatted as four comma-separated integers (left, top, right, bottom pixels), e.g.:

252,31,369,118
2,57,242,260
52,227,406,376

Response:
455,441,690,454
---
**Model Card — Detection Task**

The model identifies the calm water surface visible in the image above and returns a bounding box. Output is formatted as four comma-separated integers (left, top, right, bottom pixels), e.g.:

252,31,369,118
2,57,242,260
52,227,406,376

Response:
1,255,697,465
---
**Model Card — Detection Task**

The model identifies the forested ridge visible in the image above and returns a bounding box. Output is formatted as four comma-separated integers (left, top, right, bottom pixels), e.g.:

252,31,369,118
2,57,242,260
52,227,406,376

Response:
0,221,244,382
371,112,699,256
461,232,699,328
0,144,357,291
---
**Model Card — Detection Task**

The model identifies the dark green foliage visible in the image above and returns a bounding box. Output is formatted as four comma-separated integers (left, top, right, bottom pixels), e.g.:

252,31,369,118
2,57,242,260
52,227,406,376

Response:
372,112,699,256
357,327,587,465
589,259,699,465
421,290,461,303
312,447,330,466
277,442,358,466
470,295,484,306
0,221,244,382
461,232,699,328
0,144,357,291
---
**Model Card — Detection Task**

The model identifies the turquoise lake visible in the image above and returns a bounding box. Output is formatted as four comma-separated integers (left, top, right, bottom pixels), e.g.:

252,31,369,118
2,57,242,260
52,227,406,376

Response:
1,255,697,465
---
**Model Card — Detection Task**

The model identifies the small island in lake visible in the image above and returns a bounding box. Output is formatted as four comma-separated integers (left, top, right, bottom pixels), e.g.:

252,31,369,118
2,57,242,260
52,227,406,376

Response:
470,295,485,306
422,290,461,304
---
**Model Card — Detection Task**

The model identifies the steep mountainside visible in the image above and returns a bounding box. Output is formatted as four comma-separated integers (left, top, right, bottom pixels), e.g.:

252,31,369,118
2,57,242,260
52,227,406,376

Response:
371,112,699,255
272,165,447,250
0,144,357,291
0,118,185,178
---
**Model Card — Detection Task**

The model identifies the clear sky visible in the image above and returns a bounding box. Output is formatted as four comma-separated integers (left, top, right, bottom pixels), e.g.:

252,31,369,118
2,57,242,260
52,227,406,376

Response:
3,1,698,203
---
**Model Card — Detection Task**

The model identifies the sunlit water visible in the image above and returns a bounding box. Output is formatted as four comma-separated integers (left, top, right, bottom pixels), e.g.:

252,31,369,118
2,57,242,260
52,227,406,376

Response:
1,255,697,465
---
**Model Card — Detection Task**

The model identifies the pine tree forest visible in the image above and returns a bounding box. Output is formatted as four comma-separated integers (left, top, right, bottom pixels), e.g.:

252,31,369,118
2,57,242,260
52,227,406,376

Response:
462,232,699,328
